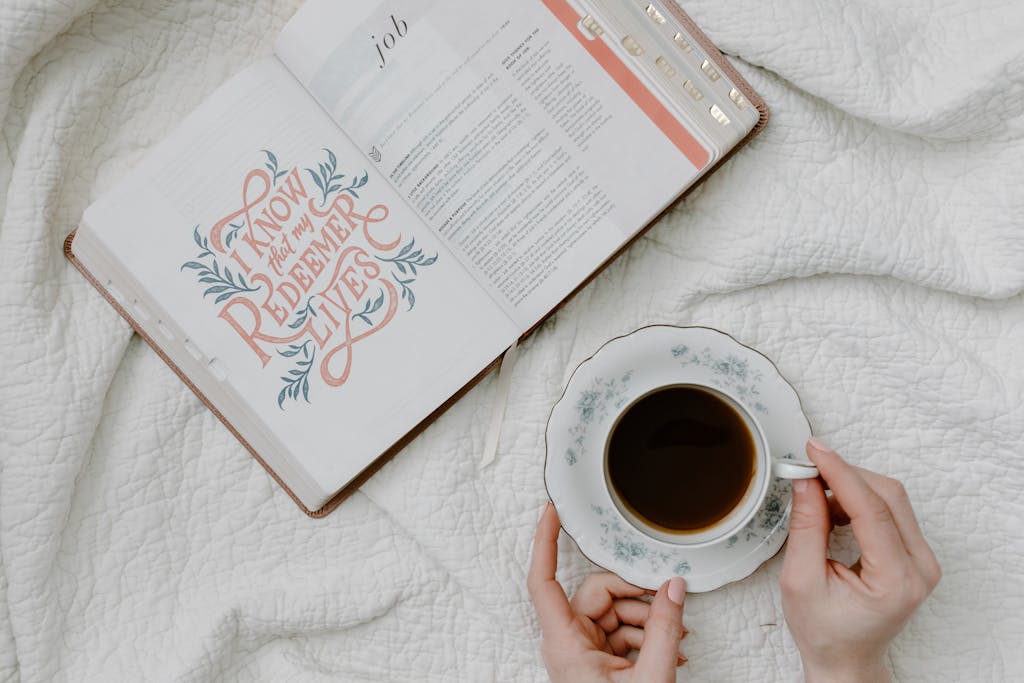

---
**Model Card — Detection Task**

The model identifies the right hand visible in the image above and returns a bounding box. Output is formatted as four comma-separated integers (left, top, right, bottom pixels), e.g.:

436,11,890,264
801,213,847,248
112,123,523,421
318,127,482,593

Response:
780,438,941,683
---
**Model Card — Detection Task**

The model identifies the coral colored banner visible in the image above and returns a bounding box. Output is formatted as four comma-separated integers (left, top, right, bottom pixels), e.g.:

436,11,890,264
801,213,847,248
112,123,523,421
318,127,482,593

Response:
538,0,710,169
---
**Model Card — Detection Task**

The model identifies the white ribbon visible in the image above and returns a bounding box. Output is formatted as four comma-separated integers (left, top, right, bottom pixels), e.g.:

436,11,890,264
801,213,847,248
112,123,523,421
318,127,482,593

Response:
480,338,520,469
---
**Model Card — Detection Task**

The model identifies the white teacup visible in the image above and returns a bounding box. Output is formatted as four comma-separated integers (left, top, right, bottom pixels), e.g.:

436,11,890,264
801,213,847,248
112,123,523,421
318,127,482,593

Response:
603,383,817,548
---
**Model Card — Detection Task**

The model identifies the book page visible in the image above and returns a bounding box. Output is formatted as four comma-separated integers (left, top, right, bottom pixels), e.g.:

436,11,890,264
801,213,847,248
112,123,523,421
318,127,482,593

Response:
276,0,712,330
83,59,518,501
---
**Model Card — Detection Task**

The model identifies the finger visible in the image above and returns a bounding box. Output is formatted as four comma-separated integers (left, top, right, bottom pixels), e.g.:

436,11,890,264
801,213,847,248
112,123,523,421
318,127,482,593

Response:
593,598,658,633
781,473,831,588
828,558,861,582
851,467,942,587
633,577,686,680
527,502,574,632
612,598,652,629
607,628,689,666
806,438,910,571
826,493,850,526
570,572,647,622
607,624,645,656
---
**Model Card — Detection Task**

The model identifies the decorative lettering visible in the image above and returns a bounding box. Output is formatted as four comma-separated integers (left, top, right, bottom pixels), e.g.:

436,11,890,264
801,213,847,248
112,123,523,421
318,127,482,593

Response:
181,147,438,408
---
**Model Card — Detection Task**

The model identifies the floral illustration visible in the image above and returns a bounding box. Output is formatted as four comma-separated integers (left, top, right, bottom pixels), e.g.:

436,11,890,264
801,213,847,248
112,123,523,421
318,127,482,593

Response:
180,226,260,304
377,238,438,312
222,220,246,249
671,344,769,414
352,289,386,326
277,341,315,408
564,371,633,466
287,297,319,330
180,148,441,411
306,148,369,207
590,505,673,571
261,149,290,186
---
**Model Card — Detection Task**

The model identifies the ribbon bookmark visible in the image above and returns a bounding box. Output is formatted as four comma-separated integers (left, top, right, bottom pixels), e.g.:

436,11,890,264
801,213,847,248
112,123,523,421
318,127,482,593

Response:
480,338,520,469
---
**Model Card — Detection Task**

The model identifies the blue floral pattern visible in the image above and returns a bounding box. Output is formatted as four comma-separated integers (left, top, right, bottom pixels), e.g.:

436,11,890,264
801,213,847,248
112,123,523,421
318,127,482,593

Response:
591,505,675,571
671,344,769,414
565,372,633,466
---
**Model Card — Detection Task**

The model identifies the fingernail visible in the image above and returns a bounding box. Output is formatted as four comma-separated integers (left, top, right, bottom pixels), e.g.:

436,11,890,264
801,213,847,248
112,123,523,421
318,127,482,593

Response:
793,479,808,493
538,501,550,522
807,436,832,453
668,577,686,605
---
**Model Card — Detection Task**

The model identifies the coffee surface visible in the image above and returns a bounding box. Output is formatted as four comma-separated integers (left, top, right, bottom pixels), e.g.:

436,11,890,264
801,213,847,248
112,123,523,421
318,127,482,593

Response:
606,386,756,533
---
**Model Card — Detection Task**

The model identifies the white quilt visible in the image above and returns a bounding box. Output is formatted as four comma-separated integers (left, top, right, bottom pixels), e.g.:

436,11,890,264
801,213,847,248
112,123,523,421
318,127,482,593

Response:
2,0,1022,681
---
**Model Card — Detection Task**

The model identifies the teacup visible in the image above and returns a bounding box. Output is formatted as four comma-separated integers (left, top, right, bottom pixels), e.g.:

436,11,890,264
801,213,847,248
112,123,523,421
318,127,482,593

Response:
603,382,817,548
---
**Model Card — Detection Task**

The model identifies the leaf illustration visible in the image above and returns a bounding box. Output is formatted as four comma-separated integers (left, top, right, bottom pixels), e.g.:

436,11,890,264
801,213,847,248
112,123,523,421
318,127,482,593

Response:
275,342,315,409
351,288,385,326
369,289,384,314
183,229,260,303
307,169,326,195
327,148,337,169
192,226,205,252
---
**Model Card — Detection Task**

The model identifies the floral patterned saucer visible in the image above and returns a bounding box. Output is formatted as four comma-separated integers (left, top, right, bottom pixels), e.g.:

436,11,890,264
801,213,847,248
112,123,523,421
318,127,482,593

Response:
544,325,811,592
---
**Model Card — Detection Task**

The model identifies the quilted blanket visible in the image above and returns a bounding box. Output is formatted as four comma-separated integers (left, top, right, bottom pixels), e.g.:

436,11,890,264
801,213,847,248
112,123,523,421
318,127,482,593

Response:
2,0,1022,681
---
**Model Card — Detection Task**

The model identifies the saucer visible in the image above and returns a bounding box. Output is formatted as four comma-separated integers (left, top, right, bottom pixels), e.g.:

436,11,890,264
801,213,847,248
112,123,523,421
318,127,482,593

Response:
544,325,812,592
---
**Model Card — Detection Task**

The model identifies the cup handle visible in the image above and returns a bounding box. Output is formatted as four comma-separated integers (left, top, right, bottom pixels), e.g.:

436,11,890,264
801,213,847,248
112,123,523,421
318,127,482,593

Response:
772,459,819,479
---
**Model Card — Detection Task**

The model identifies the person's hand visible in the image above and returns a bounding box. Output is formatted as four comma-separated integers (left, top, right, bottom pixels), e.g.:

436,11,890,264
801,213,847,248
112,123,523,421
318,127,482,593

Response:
528,502,688,682
781,438,942,683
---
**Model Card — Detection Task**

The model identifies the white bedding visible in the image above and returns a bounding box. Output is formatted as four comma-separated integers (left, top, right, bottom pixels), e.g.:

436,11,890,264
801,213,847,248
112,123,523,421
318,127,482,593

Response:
1,0,1022,681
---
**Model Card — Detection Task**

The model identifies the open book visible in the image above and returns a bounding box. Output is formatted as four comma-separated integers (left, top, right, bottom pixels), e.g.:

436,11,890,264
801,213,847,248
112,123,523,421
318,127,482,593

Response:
67,0,767,516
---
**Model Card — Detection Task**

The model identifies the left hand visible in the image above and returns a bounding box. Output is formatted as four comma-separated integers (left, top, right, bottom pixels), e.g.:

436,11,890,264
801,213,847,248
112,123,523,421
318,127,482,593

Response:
528,502,688,682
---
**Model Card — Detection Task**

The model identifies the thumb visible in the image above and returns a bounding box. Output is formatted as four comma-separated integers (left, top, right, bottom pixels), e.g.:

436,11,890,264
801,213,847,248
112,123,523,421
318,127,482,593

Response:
634,577,686,682
781,448,831,587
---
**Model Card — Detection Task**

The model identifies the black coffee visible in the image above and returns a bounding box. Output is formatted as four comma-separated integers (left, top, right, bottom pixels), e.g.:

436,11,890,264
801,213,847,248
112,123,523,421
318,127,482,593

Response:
606,385,756,533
